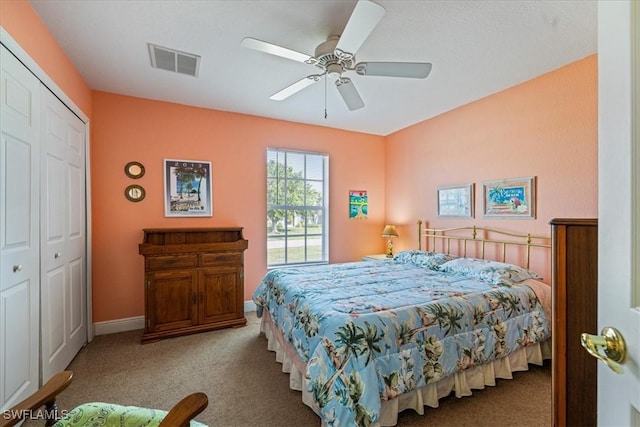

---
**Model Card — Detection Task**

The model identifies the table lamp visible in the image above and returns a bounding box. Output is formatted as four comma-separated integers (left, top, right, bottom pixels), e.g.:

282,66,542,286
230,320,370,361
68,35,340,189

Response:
381,225,399,258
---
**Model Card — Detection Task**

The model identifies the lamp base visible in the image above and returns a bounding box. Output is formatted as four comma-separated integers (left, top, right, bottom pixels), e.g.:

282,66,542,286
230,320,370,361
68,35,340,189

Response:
386,239,394,258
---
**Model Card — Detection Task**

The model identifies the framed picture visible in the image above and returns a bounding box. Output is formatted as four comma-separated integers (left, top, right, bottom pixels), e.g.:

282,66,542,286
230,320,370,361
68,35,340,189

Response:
482,176,535,219
437,183,474,218
164,158,212,217
349,190,368,219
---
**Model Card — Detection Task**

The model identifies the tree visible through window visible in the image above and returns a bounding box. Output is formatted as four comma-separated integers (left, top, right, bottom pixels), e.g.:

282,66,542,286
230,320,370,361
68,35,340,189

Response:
267,149,328,266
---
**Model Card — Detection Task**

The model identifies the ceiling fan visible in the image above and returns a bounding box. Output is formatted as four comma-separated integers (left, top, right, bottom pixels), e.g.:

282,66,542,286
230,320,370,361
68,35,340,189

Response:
241,0,432,111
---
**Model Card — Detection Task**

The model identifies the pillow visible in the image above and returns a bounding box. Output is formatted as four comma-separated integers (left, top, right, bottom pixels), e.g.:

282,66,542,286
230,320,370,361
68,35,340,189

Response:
393,250,455,270
438,257,541,285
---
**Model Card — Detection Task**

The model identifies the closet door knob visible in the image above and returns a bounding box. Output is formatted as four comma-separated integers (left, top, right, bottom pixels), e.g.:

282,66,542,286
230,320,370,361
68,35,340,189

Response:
13,265,23,272
54,252,62,259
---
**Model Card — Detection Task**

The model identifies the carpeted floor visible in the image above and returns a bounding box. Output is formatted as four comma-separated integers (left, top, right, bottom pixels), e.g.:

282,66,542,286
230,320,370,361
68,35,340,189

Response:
32,312,551,426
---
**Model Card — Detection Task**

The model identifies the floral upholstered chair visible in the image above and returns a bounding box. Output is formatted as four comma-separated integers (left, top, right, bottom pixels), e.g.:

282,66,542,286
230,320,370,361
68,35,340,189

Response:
0,371,208,427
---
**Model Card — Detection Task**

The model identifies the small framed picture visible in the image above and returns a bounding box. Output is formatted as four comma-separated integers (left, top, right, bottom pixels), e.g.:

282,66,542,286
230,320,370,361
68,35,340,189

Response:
437,183,474,218
349,190,368,219
482,176,535,219
163,158,212,217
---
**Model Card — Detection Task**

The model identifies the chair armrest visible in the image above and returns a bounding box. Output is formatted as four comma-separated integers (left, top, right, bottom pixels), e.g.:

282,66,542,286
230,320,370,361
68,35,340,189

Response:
158,392,208,427
0,371,73,427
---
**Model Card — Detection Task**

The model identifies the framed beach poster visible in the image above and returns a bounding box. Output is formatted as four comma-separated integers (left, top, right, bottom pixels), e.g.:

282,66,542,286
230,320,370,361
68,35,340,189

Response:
482,176,535,219
437,183,474,218
164,159,212,217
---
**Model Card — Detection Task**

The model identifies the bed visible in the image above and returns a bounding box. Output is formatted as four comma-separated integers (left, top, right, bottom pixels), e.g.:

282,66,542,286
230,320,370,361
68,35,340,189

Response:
252,223,552,426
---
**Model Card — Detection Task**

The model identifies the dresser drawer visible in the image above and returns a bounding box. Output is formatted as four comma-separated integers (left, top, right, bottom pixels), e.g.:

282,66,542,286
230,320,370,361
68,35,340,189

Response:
200,252,242,266
146,254,198,271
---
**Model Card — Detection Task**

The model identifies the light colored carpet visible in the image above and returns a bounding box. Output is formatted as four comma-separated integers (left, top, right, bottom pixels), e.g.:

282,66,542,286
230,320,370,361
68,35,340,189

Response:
34,312,551,426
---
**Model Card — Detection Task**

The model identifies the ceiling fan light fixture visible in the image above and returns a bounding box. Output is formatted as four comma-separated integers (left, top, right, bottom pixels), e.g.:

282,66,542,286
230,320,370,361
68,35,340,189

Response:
326,63,343,81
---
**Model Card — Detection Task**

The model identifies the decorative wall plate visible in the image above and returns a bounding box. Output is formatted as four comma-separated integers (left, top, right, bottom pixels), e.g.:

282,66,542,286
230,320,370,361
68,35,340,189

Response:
125,161,145,179
125,184,145,202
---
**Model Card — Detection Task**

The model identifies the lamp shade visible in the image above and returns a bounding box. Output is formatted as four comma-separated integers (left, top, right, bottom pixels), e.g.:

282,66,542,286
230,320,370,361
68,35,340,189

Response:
381,225,399,237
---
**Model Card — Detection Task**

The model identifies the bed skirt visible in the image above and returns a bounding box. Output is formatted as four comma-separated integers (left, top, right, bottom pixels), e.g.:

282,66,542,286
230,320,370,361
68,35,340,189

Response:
259,311,551,427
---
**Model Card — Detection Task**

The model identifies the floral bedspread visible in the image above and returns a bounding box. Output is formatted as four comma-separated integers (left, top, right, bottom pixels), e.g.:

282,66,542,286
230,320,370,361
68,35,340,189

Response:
253,260,550,427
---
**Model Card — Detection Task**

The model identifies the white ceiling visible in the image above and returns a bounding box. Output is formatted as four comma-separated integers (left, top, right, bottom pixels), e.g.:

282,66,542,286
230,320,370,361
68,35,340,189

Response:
29,0,597,136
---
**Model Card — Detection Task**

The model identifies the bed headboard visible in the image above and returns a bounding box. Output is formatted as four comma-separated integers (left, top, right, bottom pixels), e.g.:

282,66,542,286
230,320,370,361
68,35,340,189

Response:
417,220,550,269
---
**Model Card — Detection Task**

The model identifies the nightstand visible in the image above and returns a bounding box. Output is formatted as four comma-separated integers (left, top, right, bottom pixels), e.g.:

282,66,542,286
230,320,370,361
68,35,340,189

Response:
362,254,392,261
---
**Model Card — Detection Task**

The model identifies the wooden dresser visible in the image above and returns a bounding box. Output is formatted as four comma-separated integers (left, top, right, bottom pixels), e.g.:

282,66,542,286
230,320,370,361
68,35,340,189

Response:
550,218,598,427
138,228,248,343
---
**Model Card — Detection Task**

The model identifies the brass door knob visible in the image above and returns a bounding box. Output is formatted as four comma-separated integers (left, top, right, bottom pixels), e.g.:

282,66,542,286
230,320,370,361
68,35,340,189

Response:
580,326,626,374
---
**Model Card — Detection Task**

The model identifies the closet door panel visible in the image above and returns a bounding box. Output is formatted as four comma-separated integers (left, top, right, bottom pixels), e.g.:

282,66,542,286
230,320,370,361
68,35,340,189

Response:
41,147,66,370
69,258,84,337
40,86,87,382
2,138,35,264
1,284,34,402
44,154,66,240
64,108,86,362
0,45,40,410
43,267,66,357
68,162,83,237
66,122,85,343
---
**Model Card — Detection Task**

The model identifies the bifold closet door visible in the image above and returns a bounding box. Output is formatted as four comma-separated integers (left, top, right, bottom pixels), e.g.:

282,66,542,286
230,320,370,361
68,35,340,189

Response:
40,85,87,383
0,45,41,409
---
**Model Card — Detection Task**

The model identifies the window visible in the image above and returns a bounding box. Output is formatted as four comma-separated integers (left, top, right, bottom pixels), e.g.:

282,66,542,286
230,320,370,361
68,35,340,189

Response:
266,148,328,267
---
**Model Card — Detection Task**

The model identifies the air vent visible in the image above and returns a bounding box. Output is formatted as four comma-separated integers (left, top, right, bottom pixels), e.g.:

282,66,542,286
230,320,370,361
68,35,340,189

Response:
148,43,200,77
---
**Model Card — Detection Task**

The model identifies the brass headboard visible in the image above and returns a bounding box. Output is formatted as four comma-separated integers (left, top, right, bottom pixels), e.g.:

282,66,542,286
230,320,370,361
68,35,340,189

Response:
417,220,550,269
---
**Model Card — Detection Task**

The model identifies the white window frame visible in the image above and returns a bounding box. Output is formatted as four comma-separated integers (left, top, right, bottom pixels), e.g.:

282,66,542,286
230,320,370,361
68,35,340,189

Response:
266,148,329,267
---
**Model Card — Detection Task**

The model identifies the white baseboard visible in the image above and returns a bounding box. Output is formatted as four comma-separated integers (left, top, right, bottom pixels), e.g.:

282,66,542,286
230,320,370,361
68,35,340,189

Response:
93,316,144,336
244,300,257,313
93,300,258,336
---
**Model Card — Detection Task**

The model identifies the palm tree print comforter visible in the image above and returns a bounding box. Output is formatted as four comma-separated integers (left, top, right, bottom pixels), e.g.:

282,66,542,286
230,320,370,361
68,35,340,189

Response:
253,257,550,427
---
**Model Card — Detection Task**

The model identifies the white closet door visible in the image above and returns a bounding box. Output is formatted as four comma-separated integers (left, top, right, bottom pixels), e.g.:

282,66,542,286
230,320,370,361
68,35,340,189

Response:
40,86,87,382
0,45,41,410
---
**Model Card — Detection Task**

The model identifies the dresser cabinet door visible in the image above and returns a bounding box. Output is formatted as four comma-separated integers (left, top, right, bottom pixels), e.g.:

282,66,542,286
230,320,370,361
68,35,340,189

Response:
198,266,243,324
146,270,198,332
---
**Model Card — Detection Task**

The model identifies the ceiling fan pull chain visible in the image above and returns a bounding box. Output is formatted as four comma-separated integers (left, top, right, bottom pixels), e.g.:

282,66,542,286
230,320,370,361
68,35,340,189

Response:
324,73,328,119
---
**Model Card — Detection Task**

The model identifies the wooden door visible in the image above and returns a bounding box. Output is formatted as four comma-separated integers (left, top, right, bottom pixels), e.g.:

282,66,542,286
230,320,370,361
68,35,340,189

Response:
39,86,87,383
199,267,242,324
146,270,198,332
0,45,41,410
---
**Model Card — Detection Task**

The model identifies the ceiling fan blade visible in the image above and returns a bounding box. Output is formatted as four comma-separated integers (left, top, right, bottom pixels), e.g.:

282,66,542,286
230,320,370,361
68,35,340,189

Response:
270,75,321,101
334,0,385,61
241,37,316,64
355,62,433,78
335,77,365,111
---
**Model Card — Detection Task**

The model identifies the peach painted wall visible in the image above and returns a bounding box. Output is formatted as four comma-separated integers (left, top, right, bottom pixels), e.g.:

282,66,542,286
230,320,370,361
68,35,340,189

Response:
0,0,92,117
91,91,386,322
385,55,598,282
3,0,598,324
